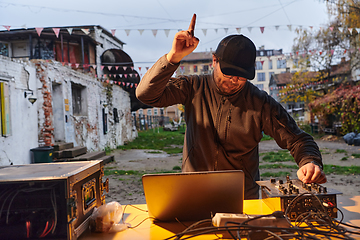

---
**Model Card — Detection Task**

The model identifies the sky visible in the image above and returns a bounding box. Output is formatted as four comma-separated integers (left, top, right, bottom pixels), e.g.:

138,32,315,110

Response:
0,0,331,71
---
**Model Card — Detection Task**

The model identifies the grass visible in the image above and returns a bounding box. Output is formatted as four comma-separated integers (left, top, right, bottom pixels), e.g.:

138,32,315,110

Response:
104,169,141,176
323,165,360,175
117,128,184,154
259,163,298,169
260,150,294,162
336,149,347,153
352,153,360,158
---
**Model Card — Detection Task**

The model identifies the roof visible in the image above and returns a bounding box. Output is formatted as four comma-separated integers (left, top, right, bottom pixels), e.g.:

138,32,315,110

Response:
271,72,293,85
181,51,213,62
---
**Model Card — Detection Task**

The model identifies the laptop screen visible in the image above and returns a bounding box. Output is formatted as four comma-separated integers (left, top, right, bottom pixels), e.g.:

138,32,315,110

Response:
142,170,244,222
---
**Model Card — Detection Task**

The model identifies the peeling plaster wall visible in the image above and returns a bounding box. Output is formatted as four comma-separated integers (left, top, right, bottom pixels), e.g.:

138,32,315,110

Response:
0,55,39,165
35,60,136,151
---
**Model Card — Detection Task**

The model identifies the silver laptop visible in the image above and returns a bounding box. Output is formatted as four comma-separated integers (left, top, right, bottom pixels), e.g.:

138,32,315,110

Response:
142,170,244,222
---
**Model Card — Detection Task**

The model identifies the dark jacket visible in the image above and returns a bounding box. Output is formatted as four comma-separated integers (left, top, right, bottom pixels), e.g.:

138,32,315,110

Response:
136,55,322,199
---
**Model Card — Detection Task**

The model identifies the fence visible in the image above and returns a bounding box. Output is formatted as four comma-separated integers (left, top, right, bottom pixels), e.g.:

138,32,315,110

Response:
133,115,170,131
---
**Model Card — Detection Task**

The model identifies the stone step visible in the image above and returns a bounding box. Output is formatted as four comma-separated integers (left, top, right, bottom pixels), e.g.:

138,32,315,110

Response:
72,151,106,161
53,142,74,151
62,146,87,158
97,155,115,165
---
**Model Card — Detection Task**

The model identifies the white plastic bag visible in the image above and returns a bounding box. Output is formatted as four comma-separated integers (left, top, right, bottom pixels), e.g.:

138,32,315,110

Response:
90,201,129,233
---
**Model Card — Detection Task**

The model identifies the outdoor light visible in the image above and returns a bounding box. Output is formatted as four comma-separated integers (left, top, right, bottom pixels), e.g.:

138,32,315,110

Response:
24,90,37,105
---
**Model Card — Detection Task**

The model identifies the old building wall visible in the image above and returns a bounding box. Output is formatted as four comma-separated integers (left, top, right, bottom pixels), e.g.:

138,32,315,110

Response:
0,56,137,166
0,55,39,165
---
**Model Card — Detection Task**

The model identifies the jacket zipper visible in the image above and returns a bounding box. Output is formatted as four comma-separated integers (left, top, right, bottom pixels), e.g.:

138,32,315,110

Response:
225,107,232,140
215,97,226,170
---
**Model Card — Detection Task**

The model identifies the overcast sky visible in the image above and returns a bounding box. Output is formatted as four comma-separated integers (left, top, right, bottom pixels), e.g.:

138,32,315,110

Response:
0,0,330,71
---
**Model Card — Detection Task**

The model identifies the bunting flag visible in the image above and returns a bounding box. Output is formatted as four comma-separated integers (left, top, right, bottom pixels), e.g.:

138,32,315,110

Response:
125,29,131,36
287,25,292,31
236,28,241,34
111,29,116,36
214,29,218,33
2,25,11,31
247,27,252,33
123,66,127,71
35,27,43,36
260,27,265,34
202,29,207,36
67,28,73,35
81,28,90,35
52,28,60,38
224,28,228,34
151,29,158,37
164,29,170,37
115,66,119,70
275,26,279,31
138,29,144,35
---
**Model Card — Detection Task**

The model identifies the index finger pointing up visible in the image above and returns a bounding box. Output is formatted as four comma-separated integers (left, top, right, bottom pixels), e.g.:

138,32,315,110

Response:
188,13,196,37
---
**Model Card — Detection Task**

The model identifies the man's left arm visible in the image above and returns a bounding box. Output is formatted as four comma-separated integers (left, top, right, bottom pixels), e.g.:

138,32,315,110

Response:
262,97,327,185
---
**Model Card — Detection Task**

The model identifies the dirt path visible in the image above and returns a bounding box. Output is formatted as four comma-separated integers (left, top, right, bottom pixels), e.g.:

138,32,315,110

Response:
104,139,360,205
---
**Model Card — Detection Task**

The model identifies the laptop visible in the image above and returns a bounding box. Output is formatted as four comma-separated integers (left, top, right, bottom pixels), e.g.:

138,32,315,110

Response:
142,170,244,222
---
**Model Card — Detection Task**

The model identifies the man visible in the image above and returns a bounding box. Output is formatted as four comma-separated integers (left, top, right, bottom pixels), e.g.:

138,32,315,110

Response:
136,14,326,199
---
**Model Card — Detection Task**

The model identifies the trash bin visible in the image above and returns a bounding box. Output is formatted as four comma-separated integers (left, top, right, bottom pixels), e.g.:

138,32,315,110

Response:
30,146,54,163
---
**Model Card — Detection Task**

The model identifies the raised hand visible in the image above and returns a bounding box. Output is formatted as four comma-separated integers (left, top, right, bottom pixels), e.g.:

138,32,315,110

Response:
167,14,200,64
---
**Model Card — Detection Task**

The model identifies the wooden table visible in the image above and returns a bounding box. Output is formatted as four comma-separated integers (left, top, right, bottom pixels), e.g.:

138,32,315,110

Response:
79,195,360,240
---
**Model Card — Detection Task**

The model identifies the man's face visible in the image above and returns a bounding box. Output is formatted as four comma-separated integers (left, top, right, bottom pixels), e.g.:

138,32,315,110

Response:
213,56,247,95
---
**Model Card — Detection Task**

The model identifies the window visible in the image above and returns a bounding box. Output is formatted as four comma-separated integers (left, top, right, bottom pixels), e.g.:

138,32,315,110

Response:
255,61,263,70
268,60,273,69
193,65,198,73
257,72,265,82
147,109,152,115
277,59,286,69
293,59,299,68
269,72,274,79
260,51,264,56
71,83,87,116
267,50,273,56
154,108,158,115
0,42,9,57
202,65,209,73
255,84,264,90
0,81,11,136
139,109,143,115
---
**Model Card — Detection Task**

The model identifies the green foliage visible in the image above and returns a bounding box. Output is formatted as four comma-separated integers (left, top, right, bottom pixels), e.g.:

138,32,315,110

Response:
352,153,360,158
172,166,181,170
261,150,295,162
117,128,184,154
104,169,141,176
261,134,273,141
341,157,348,161
261,171,291,178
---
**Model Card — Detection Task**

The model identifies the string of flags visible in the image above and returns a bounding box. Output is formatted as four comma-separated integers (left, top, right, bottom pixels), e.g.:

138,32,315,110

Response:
2,24,360,38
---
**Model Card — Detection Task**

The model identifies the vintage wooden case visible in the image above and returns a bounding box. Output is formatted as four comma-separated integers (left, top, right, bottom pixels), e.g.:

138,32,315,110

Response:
0,160,108,240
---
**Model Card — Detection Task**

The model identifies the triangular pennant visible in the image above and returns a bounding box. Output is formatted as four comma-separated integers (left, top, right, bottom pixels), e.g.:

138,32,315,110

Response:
236,28,241,34
224,28,228,34
329,27,333,31
247,27,252,33
164,29,170,37
2,25,11,31
138,29,144,35
119,74,123,78
131,66,134,71
35,27,43,37
126,82,130,86
152,29,158,37
67,28,73,35
287,25,292,31
202,29,207,36
21,24,27,29
111,29,116,36
61,62,66,66
146,67,149,71
110,80,114,84
68,63,72,67
348,28,353,33
135,83,138,88
260,61,264,66
107,66,112,70
123,66,127,71
81,29,90,35
75,63,79,68
52,28,60,38
129,73,132,77
92,65,97,69
214,29,218,34
135,73,138,77
138,67,142,71
101,66,105,70
124,74,128,78
125,29,131,36
275,26,279,31
122,82,125,86
260,27,265,33
115,66,119,70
